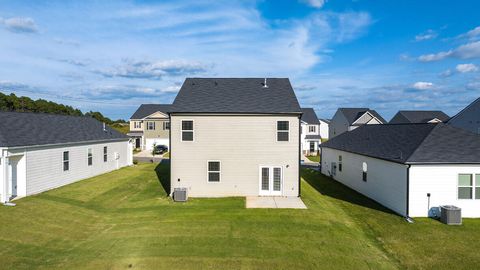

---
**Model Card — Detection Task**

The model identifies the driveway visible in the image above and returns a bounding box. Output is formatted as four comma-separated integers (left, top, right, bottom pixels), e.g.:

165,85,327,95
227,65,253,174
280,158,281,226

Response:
134,150,168,163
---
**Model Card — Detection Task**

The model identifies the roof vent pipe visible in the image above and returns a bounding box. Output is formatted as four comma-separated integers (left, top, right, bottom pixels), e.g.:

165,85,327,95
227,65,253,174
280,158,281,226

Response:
103,122,106,132
263,78,268,88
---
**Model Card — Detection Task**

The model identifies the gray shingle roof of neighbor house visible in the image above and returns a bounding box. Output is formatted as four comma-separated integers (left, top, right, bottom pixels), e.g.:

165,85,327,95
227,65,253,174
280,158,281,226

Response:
0,111,129,147
448,97,480,123
321,123,480,164
389,110,450,124
339,108,387,124
172,78,302,114
130,104,173,119
319,118,330,124
301,108,320,124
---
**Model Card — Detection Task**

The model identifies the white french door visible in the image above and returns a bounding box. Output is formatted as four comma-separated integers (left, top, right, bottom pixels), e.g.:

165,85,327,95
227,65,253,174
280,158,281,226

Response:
259,166,283,196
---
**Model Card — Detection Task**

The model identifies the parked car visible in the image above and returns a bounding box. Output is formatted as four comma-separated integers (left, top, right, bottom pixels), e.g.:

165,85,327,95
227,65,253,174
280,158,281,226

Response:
153,145,168,155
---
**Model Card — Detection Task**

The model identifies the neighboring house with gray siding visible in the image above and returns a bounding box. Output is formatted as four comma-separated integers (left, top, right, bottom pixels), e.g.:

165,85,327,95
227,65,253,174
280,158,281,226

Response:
389,110,449,124
170,78,302,197
128,104,173,151
329,108,386,139
301,108,321,156
448,97,480,134
0,112,132,203
322,123,480,218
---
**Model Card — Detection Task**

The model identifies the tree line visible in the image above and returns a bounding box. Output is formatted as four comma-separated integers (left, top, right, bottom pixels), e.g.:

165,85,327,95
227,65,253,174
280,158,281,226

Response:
0,92,126,124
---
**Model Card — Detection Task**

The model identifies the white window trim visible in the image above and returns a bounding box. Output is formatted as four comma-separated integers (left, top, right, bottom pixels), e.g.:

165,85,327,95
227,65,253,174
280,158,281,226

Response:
103,146,108,162
207,160,221,183
258,165,284,196
147,121,156,130
181,119,195,142
457,173,475,200
63,151,69,171
276,121,289,142
309,125,316,133
87,148,93,166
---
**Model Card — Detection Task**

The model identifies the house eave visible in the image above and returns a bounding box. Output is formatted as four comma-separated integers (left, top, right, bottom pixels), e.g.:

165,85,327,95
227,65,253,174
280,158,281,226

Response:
3,138,130,150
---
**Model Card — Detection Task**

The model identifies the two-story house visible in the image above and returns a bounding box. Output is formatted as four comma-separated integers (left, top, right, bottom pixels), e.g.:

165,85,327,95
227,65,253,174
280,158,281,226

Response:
448,97,480,134
329,108,386,139
319,118,330,141
169,78,302,197
301,108,321,156
128,104,173,151
389,110,449,124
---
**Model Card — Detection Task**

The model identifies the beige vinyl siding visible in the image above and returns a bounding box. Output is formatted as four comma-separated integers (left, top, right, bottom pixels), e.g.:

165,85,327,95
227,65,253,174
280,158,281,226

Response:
129,120,143,131
11,140,131,196
171,115,300,197
143,119,170,139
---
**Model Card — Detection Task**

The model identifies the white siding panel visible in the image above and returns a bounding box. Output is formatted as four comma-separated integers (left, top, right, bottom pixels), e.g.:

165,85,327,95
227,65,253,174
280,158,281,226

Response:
171,115,300,197
24,140,130,196
321,148,408,216
409,165,480,218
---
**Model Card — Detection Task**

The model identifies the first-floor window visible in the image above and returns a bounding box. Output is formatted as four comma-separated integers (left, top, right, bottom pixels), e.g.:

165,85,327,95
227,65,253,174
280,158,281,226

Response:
310,141,315,152
88,148,93,166
104,146,108,162
277,121,289,141
208,161,221,182
63,151,69,171
338,155,343,172
362,162,367,182
458,174,474,199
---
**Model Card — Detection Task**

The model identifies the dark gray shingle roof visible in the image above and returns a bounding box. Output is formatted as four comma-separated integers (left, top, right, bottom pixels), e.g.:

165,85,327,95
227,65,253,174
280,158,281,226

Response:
339,108,386,124
172,78,302,114
389,110,450,124
321,123,480,164
0,111,129,147
130,104,173,119
301,108,319,124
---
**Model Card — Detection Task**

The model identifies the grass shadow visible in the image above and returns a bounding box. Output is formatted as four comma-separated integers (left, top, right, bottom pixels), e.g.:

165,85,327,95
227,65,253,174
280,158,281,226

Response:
301,168,397,216
155,160,170,196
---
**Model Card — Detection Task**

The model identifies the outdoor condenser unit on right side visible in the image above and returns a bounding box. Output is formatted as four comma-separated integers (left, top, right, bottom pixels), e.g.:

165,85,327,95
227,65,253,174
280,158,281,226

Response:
440,205,462,225
173,188,188,202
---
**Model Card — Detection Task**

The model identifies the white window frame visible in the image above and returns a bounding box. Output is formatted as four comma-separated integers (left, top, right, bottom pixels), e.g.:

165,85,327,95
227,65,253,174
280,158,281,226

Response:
163,121,170,130
63,151,69,171
87,148,93,166
258,165,283,196
276,121,289,142
207,160,221,183
147,121,156,130
181,119,194,142
134,121,142,129
309,125,316,133
103,146,108,162
457,174,474,200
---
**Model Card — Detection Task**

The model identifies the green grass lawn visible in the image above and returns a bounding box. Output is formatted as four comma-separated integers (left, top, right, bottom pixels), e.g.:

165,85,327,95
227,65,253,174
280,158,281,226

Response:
1,164,479,269
306,155,320,163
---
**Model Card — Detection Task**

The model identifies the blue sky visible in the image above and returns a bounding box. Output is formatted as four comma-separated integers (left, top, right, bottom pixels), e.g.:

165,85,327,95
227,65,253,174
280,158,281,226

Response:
0,0,479,120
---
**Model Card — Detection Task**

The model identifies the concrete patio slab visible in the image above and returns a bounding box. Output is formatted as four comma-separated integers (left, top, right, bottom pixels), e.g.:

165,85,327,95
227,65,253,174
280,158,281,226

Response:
246,196,307,209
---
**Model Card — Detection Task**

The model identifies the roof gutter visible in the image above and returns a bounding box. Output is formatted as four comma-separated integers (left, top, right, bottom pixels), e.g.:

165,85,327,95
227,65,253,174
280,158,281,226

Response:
4,138,130,150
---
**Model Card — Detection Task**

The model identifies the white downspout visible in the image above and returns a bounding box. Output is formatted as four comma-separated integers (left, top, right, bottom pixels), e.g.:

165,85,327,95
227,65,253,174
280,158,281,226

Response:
1,151,9,204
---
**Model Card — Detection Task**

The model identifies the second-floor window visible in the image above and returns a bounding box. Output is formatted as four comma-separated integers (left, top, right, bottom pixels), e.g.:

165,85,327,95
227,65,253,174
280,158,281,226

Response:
163,122,170,130
182,120,194,141
134,121,142,129
277,121,289,141
309,126,316,133
147,122,156,130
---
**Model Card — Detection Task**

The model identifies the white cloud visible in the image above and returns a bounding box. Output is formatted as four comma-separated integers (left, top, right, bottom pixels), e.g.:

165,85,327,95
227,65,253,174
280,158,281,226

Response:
1,17,38,33
418,41,480,62
96,59,209,80
456,63,479,73
466,26,480,39
415,29,437,41
300,0,327,8
440,69,453,77
412,81,434,90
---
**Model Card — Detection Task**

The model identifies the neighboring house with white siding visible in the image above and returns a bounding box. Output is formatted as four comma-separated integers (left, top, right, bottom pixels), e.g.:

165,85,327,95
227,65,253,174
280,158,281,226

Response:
127,104,173,151
0,112,132,203
170,78,302,197
448,97,480,134
389,110,449,124
321,123,480,218
319,118,330,141
329,108,386,139
301,108,321,156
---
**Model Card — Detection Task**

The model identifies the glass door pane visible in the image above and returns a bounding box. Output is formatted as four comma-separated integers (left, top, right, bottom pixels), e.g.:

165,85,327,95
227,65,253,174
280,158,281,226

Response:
273,168,281,191
261,168,269,191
